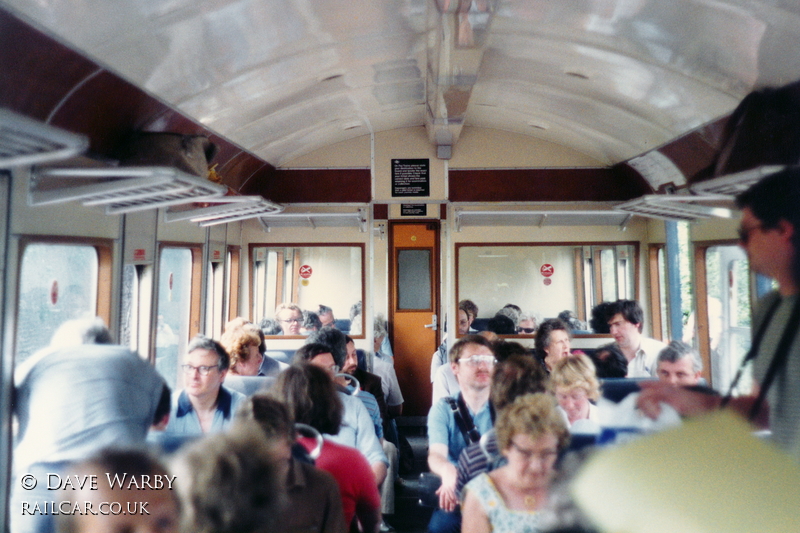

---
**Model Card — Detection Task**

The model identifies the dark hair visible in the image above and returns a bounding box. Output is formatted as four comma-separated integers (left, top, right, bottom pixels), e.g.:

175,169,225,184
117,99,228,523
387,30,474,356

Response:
448,334,496,364
589,302,613,334
236,394,294,441
270,364,342,435
187,335,231,370
605,300,644,332
177,426,284,533
259,317,283,335
458,299,479,320
589,343,628,378
491,354,550,411
494,341,531,363
488,314,517,335
292,343,333,365
534,319,570,362
318,305,333,316
302,310,322,331
736,166,800,285
153,383,171,425
305,327,347,367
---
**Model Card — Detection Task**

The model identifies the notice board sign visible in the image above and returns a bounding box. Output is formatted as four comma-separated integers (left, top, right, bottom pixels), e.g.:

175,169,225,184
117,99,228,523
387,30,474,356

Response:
392,159,430,197
401,204,426,216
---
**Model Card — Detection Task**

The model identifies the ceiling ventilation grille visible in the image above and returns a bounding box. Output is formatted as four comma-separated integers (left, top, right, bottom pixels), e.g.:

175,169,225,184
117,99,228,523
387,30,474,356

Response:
690,165,785,196
164,196,283,226
614,195,733,221
30,166,227,214
0,108,88,168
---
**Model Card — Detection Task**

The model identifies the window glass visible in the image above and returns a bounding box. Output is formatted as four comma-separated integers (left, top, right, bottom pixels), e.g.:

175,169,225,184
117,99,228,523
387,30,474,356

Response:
398,249,432,310
16,243,98,363
156,248,193,390
706,245,752,394
251,245,364,334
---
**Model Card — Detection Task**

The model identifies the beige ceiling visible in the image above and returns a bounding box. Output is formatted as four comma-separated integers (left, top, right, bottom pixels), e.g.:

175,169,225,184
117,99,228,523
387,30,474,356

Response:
5,0,800,168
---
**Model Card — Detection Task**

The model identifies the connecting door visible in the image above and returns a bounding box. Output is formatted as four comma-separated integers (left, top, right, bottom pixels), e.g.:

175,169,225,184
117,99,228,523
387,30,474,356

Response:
389,221,440,416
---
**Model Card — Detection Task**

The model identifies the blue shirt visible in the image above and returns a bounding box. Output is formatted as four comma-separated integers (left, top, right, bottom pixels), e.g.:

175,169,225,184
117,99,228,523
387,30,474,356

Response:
427,396,494,464
348,386,383,439
162,386,246,437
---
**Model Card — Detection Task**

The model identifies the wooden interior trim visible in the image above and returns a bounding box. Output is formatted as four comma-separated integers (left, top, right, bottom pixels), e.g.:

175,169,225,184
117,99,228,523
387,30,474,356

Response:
96,245,113,330
648,244,663,341
189,247,203,338
693,244,712,384
274,251,285,314
291,249,301,304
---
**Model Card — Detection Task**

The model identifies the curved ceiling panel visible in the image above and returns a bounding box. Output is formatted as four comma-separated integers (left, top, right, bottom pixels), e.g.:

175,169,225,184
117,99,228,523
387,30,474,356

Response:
4,0,800,168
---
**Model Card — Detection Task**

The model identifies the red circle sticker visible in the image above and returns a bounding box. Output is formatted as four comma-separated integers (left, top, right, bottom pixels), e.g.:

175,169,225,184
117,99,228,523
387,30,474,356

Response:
299,265,313,279
543,278,552,286
540,264,554,277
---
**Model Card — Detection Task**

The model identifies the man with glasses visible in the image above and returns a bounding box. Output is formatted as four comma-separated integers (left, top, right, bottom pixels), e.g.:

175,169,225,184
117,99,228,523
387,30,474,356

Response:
639,167,800,462
294,335,389,487
276,302,304,335
427,335,497,533
160,335,245,438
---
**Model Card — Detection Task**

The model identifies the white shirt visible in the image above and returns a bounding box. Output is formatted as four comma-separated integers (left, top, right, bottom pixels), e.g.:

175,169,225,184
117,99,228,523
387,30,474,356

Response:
626,337,667,377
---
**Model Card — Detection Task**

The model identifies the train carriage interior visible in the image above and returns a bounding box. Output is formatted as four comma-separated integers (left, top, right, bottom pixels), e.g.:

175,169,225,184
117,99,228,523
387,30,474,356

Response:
3,0,800,531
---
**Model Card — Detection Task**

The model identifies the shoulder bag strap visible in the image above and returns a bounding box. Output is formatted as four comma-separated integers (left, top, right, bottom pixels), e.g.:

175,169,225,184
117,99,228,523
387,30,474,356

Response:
748,296,800,421
721,296,782,408
456,393,483,444
445,396,473,447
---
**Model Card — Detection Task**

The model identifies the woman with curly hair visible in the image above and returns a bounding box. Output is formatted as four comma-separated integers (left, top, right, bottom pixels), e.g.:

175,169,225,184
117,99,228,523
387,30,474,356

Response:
461,393,569,533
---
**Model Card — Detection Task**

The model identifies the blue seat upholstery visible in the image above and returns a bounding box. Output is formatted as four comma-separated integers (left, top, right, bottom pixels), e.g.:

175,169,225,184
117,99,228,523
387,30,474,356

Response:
223,375,276,397
266,349,293,364
599,377,657,403
333,318,351,333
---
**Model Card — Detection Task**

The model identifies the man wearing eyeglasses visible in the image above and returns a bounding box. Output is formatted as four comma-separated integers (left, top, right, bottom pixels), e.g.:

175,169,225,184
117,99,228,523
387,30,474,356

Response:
276,302,304,335
639,167,800,463
160,335,245,439
427,335,496,533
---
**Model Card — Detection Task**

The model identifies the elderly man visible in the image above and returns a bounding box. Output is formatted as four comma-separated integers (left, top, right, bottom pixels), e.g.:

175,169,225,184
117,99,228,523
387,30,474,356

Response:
318,304,336,328
639,168,800,462
276,302,304,335
427,335,496,533
161,335,245,437
606,299,666,377
656,340,703,387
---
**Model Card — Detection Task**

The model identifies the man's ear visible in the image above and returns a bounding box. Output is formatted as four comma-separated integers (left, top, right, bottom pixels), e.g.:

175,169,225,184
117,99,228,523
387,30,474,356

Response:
777,219,795,241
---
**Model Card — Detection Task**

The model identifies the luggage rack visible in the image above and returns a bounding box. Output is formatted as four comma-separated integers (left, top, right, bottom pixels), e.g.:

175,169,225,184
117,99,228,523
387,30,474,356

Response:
29,166,228,214
0,108,89,168
164,196,284,226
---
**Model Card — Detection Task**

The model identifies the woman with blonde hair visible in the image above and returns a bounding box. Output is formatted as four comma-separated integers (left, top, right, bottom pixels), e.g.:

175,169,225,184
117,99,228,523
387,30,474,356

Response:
550,353,601,427
461,393,569,533
220,321,264,376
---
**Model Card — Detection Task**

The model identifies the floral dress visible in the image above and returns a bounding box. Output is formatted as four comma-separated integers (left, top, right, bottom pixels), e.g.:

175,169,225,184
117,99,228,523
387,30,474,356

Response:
463,472,541,533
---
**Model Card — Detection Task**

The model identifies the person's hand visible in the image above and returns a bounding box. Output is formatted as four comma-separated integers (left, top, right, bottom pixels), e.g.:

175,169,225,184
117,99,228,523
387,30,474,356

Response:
435,463,459,511
637,381,721,419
